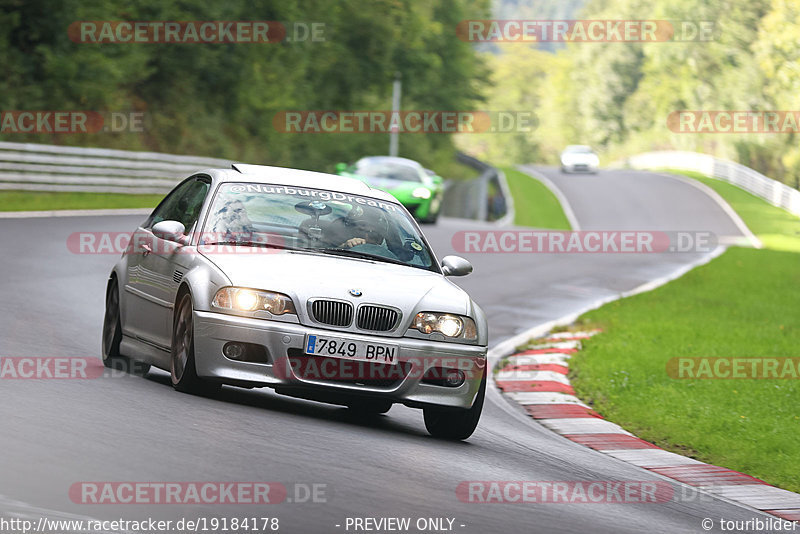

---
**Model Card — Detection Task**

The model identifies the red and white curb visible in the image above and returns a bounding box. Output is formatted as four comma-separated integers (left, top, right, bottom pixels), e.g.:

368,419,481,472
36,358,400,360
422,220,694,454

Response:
494,330,800,522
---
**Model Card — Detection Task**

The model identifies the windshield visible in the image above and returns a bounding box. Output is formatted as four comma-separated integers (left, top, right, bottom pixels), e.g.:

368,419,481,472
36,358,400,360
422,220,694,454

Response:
564,146,594,154
201,183,437,271
353,160,422,182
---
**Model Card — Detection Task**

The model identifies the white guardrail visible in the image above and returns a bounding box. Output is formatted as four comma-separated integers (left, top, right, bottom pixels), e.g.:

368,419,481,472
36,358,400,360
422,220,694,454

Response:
0,141,236,194
625,151,800,217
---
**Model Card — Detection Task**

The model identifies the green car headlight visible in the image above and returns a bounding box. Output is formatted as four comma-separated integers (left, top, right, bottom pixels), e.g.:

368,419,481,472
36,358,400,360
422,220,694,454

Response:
412,187,432,199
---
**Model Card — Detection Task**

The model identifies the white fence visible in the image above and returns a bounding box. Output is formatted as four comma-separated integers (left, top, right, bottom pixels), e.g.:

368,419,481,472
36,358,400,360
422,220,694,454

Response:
0,141,236,194
625,151,800,217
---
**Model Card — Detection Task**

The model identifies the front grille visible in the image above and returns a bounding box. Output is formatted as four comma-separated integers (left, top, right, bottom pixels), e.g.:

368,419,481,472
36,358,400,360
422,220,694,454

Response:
357,305,399,332
310,299,353,327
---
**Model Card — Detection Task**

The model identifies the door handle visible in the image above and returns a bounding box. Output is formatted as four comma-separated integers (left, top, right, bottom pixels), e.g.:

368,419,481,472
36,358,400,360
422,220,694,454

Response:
141,244,152,256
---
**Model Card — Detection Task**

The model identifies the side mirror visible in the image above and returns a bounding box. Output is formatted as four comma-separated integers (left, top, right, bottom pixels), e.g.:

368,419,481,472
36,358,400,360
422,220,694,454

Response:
441,255,473,277
152,220,188,245
335,162,348,174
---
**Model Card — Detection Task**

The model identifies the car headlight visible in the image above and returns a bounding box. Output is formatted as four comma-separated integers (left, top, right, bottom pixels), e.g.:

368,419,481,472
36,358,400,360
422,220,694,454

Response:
412,312,478,341
212,287,296,316
412,187,432,199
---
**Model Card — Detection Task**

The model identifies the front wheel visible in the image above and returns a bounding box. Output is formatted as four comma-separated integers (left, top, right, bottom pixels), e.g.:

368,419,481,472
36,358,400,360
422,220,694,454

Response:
423,373,486,440
102,277,150,376
171,292,220,396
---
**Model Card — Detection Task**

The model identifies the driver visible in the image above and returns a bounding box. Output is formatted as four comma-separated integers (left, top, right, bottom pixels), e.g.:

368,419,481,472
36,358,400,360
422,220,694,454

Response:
339,205,389,248
331,205,415,262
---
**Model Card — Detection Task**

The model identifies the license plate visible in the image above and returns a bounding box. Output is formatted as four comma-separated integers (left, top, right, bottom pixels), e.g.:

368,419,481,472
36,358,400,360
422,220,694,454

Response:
304,335,397,365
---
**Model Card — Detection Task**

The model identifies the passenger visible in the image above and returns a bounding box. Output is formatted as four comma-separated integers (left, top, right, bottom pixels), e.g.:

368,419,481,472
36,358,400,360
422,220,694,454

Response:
206,199,255,242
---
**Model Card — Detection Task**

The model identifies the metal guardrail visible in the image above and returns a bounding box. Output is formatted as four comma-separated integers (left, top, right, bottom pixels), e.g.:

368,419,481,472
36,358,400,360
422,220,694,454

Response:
0,141,235,194
0,141,516,224
441,152,514,224
625,151,800,217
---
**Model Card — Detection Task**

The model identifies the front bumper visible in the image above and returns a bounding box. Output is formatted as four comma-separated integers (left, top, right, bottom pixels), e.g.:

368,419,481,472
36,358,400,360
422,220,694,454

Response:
193,310,487,409
562,162,598,173
395,196,429,219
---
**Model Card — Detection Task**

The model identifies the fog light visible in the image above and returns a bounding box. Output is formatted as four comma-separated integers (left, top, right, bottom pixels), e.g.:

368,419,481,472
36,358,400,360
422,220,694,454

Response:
223,342,246,360
444,369,465,387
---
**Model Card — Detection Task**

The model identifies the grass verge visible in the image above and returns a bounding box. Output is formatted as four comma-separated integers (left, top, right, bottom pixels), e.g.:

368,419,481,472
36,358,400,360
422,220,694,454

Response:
0,190,163,212
502,167,571,229
569,171,800,492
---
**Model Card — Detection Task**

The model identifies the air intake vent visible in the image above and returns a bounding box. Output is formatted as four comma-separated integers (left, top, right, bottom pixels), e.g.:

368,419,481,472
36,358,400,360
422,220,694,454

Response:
173,270,184,283
310,300,353,327
357,305,399,332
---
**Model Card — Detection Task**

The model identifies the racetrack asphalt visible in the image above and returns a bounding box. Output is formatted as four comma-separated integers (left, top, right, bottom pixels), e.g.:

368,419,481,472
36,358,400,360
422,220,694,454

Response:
0,167,775,534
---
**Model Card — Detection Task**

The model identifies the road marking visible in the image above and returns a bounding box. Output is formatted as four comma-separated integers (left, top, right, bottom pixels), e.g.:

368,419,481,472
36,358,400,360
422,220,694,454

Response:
495,370,571,384
504,391,589,406
539,418,634,435
708,485,800,510
515,165,581,230
657,172,762,248
0,208,151,219
602,449,705,467
491,308,800,518
526,340,582,350
505,353,572,366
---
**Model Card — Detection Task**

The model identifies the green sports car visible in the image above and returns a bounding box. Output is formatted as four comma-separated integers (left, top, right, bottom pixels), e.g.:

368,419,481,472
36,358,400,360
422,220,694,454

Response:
335,156,444,223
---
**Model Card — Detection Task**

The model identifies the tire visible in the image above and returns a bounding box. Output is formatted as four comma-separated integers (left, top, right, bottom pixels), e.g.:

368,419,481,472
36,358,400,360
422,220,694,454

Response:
424,209,440,225
171,292,220,396
347,400,392,415
102,277,150,376
423,373,486,440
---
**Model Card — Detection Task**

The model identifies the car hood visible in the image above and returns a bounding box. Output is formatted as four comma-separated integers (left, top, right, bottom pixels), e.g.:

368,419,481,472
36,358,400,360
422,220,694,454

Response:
200,249,471,318
341,172,426,194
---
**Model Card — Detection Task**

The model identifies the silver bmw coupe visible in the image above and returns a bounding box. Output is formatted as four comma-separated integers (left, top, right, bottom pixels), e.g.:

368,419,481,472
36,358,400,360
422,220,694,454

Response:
102,164,488,439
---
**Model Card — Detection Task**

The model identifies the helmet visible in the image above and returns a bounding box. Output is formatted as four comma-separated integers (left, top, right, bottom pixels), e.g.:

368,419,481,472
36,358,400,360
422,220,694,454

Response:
345,205,389,240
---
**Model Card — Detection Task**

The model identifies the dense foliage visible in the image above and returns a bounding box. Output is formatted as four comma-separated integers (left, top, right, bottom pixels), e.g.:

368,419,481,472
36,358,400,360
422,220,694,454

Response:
5,0,799,187
0,0,489,174
461,0,800,188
